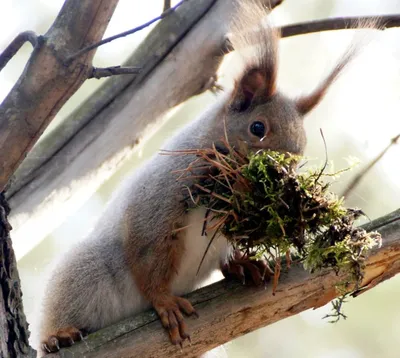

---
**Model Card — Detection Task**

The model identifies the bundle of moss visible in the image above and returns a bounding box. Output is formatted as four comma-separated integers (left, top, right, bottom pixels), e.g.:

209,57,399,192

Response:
170,143,381,307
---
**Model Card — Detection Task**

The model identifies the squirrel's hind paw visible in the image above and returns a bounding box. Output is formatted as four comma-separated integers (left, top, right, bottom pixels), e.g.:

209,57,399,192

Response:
153,295,198,346
222,249,271,286
41,326,87,354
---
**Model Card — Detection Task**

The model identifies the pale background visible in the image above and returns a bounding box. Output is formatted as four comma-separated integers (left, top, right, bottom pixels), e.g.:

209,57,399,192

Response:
1,0,400,357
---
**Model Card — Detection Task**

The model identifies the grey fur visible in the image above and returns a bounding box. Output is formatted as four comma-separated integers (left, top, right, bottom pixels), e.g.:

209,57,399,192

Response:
39,0,350,350
39,90,307,341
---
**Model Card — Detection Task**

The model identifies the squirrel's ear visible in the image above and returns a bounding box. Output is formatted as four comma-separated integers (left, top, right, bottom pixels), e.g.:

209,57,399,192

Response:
231,68,276,111
228,1,279,111
296,48,358,115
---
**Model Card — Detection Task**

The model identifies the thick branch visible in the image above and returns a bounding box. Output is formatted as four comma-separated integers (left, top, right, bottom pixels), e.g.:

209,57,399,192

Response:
0,0,120,192
0,31,38,72
50,209,400,358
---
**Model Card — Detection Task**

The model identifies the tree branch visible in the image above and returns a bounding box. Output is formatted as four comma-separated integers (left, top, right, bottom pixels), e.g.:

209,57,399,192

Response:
0,31,39,72
280,14,400,38
0,0,120,192
221,14,400,53
49,208,400,358
88,66,141,79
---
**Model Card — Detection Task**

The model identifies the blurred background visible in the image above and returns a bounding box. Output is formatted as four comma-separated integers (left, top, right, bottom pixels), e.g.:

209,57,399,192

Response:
1,0,400,357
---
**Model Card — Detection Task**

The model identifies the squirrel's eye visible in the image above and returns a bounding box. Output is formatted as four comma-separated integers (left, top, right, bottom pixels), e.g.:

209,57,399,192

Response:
250,121,265,138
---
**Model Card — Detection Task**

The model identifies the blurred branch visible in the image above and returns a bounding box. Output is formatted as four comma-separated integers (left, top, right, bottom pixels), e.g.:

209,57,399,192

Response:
88,66,141,79
67,0,188,63
342,134,400,198
51,209,400,358
163,0,172,12
280,14,400,38
0,31,39,73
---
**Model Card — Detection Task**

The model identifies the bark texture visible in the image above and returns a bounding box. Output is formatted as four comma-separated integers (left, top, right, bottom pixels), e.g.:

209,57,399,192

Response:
0,194,35,358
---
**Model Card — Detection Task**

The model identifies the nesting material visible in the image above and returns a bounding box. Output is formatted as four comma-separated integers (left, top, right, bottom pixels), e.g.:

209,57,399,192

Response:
168,142,381,301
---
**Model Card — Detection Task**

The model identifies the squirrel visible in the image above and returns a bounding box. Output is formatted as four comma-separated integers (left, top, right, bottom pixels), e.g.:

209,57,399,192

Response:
39,0,358,354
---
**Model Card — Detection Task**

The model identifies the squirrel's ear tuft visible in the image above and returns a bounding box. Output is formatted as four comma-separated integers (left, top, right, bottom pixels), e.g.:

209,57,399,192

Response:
296,45,360,115
228,1,280,111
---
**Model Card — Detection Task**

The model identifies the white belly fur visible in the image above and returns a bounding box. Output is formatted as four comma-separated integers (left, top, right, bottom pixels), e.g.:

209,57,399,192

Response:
172,207,232,296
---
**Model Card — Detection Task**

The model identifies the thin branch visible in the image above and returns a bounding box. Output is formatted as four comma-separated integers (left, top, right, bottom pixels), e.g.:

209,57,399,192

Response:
66,0,188,63
280,14,400,38
0,31,38,73
222,14,400,53
88,66,141,79
342,133,400,198
163,0,172,12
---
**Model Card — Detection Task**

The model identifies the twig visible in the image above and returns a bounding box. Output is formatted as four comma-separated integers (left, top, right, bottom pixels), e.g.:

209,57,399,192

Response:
88,66,141,79
163,0,171,12
342,134,400,198
223,14,400,53
66,0,187,63
280,15,400,38
314,129,328,184
0,31,38,73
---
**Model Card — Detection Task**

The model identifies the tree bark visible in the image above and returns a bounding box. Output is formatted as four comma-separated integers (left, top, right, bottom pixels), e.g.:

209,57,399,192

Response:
0,194,35,358
47,209,400,358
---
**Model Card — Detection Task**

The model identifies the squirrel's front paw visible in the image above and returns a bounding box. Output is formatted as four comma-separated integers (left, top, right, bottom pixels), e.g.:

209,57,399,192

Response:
41,326,87,354
153,295,198,346
222,249,270,286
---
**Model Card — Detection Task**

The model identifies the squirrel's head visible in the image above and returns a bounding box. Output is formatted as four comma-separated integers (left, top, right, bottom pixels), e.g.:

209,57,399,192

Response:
222,0,358,156
225,91,307,156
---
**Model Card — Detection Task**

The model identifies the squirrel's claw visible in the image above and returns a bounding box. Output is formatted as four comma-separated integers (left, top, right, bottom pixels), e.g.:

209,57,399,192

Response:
41,326,85,354
222,249,271,286
42,343,51,353
153,294,197,347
